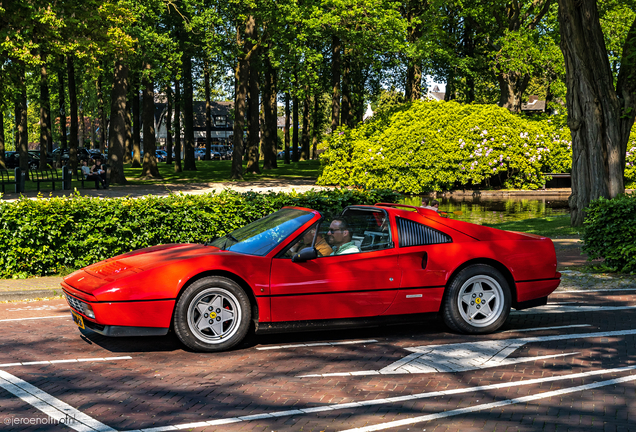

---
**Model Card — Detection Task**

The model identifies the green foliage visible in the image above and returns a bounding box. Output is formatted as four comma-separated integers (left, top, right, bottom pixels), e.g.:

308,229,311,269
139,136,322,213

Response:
582,192,636,273
0,188,399,278
318,101,573,193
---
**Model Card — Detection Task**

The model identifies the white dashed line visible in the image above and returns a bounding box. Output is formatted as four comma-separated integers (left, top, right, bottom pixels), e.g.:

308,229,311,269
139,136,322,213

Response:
503,324,592,332
0,315,69,322
121,364,636,432
0,369,117,431
0,356,132,368
511,304,636,315
339,373,636,431
557,287,636,293
256,339,378,350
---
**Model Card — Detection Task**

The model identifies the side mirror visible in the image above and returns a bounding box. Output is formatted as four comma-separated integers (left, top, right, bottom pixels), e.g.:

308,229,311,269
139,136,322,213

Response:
292,247,318,263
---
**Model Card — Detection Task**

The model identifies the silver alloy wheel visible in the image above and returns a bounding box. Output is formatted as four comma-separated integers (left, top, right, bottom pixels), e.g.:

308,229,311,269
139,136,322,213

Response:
456,275,505,328
186,288,242,344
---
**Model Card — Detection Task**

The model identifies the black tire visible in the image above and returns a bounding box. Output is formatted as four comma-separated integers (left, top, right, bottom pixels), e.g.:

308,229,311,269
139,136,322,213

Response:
442,264,511,334
173,276,251,352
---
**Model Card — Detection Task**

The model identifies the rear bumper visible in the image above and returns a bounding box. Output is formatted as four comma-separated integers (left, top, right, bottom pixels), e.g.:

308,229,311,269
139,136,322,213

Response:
515,275,561,303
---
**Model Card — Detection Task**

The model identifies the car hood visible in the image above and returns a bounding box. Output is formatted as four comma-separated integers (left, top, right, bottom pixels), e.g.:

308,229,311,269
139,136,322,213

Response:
62,243,224,297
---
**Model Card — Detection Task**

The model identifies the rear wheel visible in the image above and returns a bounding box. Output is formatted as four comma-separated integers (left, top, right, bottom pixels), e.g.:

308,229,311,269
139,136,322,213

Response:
442,264,511,334
173,276,251,352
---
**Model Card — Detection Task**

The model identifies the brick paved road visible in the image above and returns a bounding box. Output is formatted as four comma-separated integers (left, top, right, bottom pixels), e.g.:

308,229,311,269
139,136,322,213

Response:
1,289,635,432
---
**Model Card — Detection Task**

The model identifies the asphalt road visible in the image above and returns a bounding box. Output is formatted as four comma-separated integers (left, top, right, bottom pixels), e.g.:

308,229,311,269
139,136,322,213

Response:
1,288,636,432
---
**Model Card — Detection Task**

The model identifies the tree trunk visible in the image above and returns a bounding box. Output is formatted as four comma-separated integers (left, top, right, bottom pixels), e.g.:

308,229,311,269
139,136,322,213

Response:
174,77,182,173
292,87,299,162
166,85,173,165
246,14,260,174
182,53,196,171
331,35,341,132
0,110,5,169
497,72,530,113
141,62,161,179
284,92,290,165
131,73,141,167
312,91,320,159
204,59,212,161
301,86,311,160
341,55,352,127
124,97,132,166
57,62,67,150
67,55,79,170
108,59,129,184
40,62,52,169
98,74,106,152
78,105,85,149
262,54,277,170
16,67,28,172
558,0,636,226
232,39,248,179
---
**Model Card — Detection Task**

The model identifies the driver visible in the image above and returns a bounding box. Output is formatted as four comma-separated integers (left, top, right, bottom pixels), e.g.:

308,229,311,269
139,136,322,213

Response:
290,226,332,257
327,218,360,255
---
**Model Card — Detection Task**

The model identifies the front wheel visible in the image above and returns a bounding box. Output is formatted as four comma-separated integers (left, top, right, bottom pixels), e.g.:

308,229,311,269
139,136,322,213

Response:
173,276,251,352
442,264,511,334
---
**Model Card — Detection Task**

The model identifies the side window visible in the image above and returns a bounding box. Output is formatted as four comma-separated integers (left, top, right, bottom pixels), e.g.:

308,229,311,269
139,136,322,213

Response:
280,222,333,258
341,209,393,253
395,217,452,247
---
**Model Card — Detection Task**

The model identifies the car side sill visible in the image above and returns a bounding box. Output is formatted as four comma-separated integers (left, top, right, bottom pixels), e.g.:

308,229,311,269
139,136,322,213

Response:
83,320,169,337
514,296,548,310
255,313,437,335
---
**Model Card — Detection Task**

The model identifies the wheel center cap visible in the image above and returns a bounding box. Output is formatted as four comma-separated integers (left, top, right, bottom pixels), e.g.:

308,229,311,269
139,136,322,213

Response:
475,298,481,304
210,312,217,319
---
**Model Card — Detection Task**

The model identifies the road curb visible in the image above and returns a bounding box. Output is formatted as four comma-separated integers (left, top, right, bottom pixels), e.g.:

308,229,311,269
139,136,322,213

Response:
0,289,63,302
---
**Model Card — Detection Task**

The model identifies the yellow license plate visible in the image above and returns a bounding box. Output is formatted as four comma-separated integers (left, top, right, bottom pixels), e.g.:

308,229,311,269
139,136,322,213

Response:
71,310,85,329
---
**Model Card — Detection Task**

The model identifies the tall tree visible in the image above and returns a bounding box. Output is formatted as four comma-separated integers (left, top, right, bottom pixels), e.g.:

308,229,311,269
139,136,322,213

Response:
141,60,161,178
174,77,183,173
40,62,53,168
67,55,79,170
107,59,129,185
558,0,636,226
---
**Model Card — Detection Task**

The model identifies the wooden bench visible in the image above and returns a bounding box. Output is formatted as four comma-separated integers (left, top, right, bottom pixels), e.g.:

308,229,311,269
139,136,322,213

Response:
29,168,64,191
0,167,25,193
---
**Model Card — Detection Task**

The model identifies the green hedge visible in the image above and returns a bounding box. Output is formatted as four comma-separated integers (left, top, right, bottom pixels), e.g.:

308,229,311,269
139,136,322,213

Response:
317,101,636,193
583,192,636,273
0,188,400,279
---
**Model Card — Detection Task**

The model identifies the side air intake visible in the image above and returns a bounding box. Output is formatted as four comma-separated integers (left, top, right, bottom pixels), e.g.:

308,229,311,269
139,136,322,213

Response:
396,217,452,247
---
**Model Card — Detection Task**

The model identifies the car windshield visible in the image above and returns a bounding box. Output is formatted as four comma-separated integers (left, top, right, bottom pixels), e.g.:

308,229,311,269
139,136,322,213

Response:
208,208,315,256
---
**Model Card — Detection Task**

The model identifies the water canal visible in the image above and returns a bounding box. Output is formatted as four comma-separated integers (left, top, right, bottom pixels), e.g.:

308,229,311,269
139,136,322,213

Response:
399,195,570,225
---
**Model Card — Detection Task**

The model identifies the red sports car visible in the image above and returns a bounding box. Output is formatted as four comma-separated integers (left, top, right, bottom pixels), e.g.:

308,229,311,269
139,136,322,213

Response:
62,203,561,352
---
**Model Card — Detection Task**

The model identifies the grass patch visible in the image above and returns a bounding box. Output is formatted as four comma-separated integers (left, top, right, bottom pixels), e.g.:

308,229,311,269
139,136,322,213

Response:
482,214,582,238
123,159,322,185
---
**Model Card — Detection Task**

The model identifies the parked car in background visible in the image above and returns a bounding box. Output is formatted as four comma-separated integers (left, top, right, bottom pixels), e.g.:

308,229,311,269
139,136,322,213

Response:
51,147,92,162
88,149,106,160
4,151,47,170
154,150,167,162
277,148,301,160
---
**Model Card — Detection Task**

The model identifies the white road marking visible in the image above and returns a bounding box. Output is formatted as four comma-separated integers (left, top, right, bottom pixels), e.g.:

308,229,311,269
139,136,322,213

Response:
339,373,636,432
0,369,116,432
298,327,636,377
511,304,636,315
503,324,591,332
0,315,69,322
0,356,132,368
121,364,636,432
557,288,636,293
256,339,378,350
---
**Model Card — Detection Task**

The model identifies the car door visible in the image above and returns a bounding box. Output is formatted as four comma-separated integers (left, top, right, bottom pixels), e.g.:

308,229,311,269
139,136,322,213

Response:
269,208,401,322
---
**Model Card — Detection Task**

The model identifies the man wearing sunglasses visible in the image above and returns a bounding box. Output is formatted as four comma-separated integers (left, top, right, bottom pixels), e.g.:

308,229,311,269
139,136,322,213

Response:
327,218,360,256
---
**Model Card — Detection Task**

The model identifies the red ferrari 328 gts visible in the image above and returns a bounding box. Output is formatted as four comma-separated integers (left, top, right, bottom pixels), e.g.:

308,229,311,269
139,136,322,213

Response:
62,203,561,352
